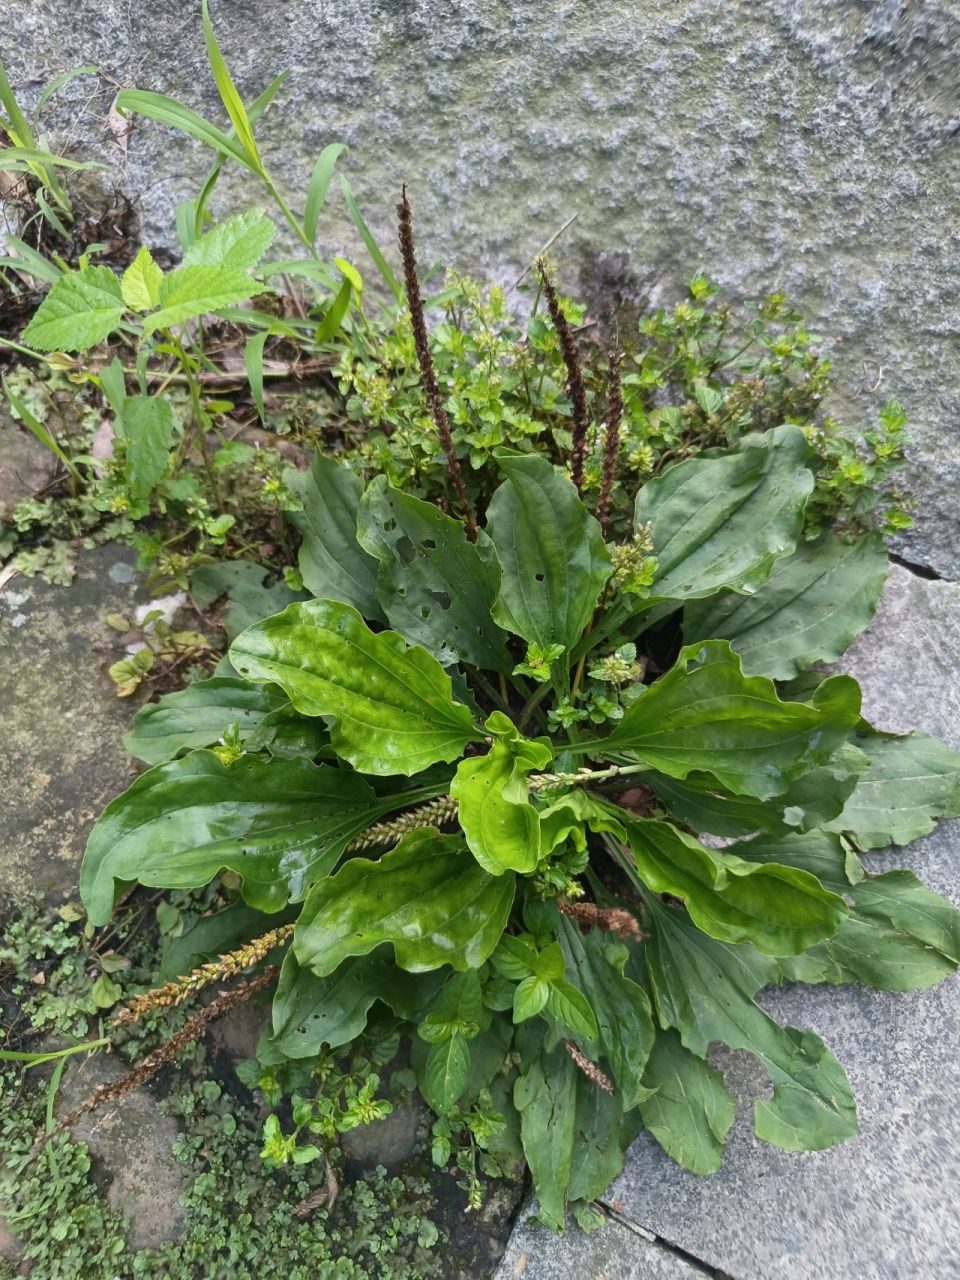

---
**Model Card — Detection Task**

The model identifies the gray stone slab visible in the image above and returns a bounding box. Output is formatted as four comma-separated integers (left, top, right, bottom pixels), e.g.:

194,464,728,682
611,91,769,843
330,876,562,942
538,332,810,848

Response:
2,3,960,574
0,544,146,901
496,1207,706,1280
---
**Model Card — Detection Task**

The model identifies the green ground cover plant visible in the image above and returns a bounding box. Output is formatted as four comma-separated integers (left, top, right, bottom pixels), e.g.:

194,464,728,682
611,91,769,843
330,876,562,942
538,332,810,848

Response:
65,200,960,1231
0,2,948,1250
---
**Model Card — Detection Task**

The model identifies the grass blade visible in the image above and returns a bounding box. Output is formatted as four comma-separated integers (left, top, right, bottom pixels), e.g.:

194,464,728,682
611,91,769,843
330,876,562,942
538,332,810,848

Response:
36,65,99,121
1,233,65,284
0,146,107,172
201,0,262,170
194,70,289,237
3,375,80,482
313,277,352,344
115,89,255,172
340,175,402,301
304,142,348,244
0,59,35,147
244,329,269,422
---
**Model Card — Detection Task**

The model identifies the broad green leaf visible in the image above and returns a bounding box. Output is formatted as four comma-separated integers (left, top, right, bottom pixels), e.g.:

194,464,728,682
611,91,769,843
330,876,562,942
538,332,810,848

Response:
514,1037,577,1232
294,829,515,975
142,264,269,335
639,1028,735,1175
230,599,480,775
80,751,381,923
123,676,290,765
618,813,846,955
559,922,655,1110
451,713,553,875
545,979,599,1041
568,1078,642,1210
201,0,262,168
733,831,960,992
121,394,176,505
647,751,865,839
486,451,612,653
288,452,383,620
191,559,307,640
513,975,550,1022
270,950,436,1057
304,143,348,243
592,640,860,799
120,245,163,311
357,476,511,671
423,1034,471,1112
825,729,960,849
644,899,858,1151
22,265,124,351
684,531,888,679
634,424,814,603
183,209,275,271
115,89,255,171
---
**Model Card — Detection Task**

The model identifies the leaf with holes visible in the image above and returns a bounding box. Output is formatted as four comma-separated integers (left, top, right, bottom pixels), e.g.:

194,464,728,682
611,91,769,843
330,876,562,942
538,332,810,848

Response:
357,475,511,671
644,898,858,1151
288,451,384,620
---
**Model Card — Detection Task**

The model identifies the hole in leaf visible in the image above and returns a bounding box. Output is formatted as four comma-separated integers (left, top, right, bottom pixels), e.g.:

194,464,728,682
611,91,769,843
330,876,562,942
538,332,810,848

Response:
428,589,451,610
396,536,415,564
422,538,437,550
535,572,545,582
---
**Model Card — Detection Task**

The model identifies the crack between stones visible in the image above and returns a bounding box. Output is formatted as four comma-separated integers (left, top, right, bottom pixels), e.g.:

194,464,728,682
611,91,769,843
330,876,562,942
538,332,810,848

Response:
888,552,946,582
598,1200,735,1278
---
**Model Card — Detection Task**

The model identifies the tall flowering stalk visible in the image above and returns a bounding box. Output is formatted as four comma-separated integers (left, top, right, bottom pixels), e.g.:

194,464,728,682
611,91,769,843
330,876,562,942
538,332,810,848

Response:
537,258,590,495
397,185,477,541
597,351,622,535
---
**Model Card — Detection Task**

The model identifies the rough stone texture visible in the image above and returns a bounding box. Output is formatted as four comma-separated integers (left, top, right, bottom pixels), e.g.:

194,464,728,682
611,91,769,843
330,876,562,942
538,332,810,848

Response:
58,1051,187,1250
496,1207,706,1280
340,1099,423,1170
2,2,959,574
0,407,58,520
0,544,145,901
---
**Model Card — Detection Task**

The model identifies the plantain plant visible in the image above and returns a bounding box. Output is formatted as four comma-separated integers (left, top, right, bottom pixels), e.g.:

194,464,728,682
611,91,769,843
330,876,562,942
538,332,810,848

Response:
81,400,960,1226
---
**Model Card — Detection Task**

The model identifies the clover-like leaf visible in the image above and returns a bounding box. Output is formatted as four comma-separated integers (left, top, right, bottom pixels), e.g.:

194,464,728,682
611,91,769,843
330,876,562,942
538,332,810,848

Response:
486,450,612,653
684,530,888,679
634,424,814,603
80,751,382,924
294,829,516,976
230,599,480,775
591,640,860,799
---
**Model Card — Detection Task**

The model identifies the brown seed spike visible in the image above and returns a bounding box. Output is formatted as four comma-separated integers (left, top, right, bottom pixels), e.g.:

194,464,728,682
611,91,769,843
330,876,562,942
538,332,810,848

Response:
397,185,477,541
537,258,590,496
597,351,622,535
556,897,644,941
564,1040,614,1094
